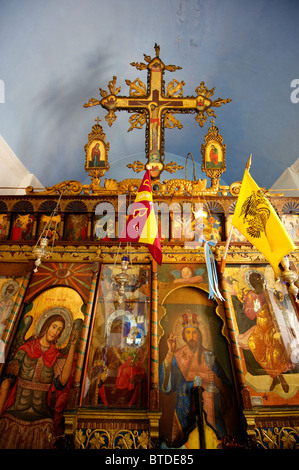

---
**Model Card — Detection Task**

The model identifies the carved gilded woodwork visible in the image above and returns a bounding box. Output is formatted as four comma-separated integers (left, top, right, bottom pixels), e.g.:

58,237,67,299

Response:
2,43,299,451
1,187,299,268
25,177,225,197
243,410,299,449
127,160,184,175
0,242,298,265
0,191,294,216
74,428,151,449
83,43,231,178
26,180,83,196
64,409,160,449
25,176,283,198
255,426,299,449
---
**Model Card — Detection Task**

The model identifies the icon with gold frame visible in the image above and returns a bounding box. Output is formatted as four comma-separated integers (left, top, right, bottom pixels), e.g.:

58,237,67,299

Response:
84,117,110,179
201,119,227,185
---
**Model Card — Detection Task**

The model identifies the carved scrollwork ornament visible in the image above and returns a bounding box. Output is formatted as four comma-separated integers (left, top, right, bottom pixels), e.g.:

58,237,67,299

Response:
229,181,242,196
74,428,151,449
254,426,299,449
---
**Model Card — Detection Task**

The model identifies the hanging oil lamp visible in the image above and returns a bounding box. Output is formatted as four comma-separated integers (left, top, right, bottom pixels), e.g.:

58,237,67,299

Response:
112,255,130,298
32,237,51,272
32,193,62,272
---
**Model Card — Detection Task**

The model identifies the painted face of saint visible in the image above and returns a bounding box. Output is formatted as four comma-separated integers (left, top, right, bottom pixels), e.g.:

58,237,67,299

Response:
46,320,64,343
184,327,200,351
249,272,265,294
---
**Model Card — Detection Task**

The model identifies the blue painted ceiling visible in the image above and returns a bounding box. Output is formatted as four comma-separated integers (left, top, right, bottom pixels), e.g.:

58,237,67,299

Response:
0,0,298,190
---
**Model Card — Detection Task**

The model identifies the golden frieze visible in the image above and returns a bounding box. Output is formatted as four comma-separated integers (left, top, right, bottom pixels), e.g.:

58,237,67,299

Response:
254,426,299,449
25,176,234,196
244,409,299,449
26,180,83,196
74,428,151,449
0,242,298,264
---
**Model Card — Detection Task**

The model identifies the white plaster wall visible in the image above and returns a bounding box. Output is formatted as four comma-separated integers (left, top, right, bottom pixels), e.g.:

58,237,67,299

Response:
0,135,44,194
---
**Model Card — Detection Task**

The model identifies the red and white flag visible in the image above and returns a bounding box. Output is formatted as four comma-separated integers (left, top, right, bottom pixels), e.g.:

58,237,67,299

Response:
119,170,162,264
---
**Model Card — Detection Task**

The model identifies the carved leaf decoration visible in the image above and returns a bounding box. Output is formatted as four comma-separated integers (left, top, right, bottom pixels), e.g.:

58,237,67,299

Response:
131,61,148,71
108,76,121,95
105,110,117,127
164,161,184,174
99,88,108,98
167,79,185,98
165,65,182,72
281,429,297,449
164,111,183,129
206,108,216,117
205,87,216,99
195,82,210,97
195,112,208,127
128,112,147,132
75,429,86,448
138,431,150,449
89,432,106,449
143,54,152,63
213,97,232,108
118,433,134,449
127,160,145,173
125,78,146,97
261,429,277,449
83,97,101,108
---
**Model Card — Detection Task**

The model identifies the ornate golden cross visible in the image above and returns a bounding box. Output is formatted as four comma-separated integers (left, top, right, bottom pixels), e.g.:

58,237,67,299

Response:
84,44,231,176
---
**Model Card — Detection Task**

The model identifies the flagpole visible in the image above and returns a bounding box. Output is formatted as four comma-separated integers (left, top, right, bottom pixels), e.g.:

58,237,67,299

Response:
220,224,233,274
220,154,252,274
246,153,252,170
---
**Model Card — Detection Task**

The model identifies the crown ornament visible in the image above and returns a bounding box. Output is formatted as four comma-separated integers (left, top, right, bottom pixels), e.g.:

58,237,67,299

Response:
181,310,199,328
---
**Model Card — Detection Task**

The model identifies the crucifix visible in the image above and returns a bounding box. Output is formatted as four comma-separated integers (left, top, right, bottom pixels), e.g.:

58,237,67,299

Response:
84,44,231,179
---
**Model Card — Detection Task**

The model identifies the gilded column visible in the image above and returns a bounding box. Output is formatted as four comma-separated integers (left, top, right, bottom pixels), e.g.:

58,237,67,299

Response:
68,261,100,408
0,271,32,375
220,274,251,408
150,259,159,411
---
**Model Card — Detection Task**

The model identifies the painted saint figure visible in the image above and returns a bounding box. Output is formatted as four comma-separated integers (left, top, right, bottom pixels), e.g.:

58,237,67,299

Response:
209,144,218,166
90,143,101,167
0,314,79,449
0,280,19,340
159,310,233,448
84,317,146,407
236,270,291,393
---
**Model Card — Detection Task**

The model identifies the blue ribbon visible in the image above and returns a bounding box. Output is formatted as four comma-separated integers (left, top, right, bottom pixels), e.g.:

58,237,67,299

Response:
204,239,224,301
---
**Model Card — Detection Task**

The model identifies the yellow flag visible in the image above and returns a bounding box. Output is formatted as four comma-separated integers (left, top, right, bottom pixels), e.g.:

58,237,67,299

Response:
232,159,295,277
